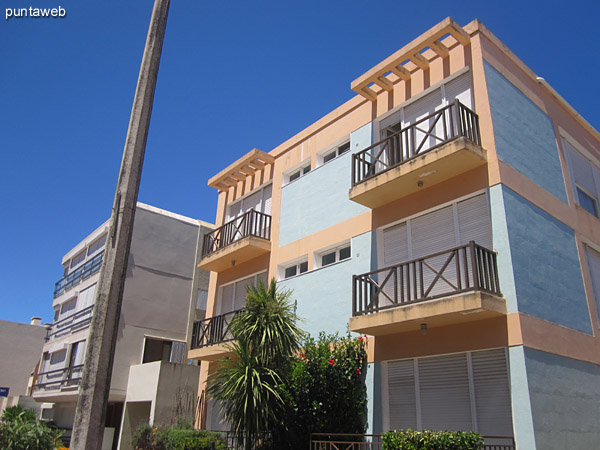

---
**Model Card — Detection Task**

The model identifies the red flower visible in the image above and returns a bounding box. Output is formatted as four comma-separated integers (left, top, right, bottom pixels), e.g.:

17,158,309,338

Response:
301,353,305,359
357,336,363,341
329,359,335,366
356,368,361,374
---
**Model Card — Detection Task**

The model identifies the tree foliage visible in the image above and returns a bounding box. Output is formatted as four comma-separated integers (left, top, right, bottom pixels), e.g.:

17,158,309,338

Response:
273,332,369,450
207,279,303,450
0,406,63,450
382,429,484,450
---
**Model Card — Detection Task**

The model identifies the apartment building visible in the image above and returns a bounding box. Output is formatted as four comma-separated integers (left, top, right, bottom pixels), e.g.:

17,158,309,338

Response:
32,203,213,450
188,18,600,449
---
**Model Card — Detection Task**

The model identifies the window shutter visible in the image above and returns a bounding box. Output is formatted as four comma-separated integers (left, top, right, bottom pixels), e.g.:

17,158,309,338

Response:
262,184,272,215
457,194,492,249
382,223,409,306
242,190,262,214
220,284,235,314
233,278,252,311
444,72,473,108
419,353,472,431
387,359,418,430
227,201,241,222
411,206,457,298
565,140,597,196
472,349,513,437
77,283,97,311
585,246,600,322
169,341,187,364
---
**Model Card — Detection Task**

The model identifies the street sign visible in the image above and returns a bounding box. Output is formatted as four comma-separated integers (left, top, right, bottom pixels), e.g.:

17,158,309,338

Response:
0,387,9,397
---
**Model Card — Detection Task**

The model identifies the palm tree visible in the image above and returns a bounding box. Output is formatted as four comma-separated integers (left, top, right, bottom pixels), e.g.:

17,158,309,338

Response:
207,279,303,450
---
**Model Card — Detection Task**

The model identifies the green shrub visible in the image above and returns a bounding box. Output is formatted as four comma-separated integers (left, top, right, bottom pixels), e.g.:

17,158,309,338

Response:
132,424,226,450
272,332,368,450
382,429,484,450
0,410,63,450
2,406,37,424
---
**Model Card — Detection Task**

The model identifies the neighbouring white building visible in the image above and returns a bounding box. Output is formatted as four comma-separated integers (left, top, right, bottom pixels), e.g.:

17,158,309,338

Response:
32,203,213,450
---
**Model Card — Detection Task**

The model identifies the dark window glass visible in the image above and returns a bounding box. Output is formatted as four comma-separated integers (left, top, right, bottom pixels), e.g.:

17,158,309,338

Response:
289,171,300,182
339,246,351,261
303,165,311,174
285,266,297,279
577,187,598,217
322,251,336,267
323,151,336,163
299,261,308,273
143,339,172,363
338,142,350,154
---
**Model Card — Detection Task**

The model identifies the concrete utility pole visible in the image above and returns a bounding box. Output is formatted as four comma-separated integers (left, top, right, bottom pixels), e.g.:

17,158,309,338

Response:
70,1,170,449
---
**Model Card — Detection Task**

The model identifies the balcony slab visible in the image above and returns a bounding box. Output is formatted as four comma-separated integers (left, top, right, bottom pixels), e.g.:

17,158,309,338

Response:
188,343,232,361
349,137,486,209
198,236,271,272
349,291,506,336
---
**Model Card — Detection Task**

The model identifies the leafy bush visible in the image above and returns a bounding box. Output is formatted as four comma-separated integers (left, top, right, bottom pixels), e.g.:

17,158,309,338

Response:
0,408,63,450
272,332,368,450
382,429,484,450
131,424,226,450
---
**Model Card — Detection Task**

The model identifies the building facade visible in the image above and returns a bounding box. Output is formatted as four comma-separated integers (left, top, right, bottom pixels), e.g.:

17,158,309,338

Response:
32,203,213,450
0,318,47,414
188,18,600,449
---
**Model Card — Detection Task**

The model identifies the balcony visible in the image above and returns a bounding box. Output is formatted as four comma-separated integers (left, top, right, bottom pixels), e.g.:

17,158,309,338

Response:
32,365,84,395
46,305,94,342
189,309,241,361
349,242,505,336
198,209,271,272
54,251,103,298
349,101,486,209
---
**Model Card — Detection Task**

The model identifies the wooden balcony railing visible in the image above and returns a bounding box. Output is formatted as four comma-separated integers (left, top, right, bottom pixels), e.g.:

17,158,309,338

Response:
32,364,84,392
310,434,514,450
46,305,94,341
202,209,271,258
190,309,242,350
352,100,481,186
54,251,104,298
353,242,501,316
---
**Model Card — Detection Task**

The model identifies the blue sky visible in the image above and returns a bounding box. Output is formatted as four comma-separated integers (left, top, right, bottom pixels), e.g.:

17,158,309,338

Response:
1,0,599,324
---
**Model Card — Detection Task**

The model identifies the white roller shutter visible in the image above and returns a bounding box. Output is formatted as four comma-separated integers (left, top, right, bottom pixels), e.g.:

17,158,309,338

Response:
444,72,473,108
472,349,513,437
381,223,409,306
411,205,457,298
77,283,96,311
404,89,445,155
457,194,492,249
262,184,272,215
419,353,472,431
220,284,235,314
388,359,418,430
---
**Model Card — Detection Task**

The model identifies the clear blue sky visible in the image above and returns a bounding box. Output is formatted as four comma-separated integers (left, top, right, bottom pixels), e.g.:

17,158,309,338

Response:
1,0,599,324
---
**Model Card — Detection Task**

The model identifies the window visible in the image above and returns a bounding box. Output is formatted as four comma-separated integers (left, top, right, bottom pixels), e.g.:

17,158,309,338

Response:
142,338,187,364
283,260,309,279
563,137,600,218
226,184,272,222
219,272,268,314
318,242,351,268
585,245,600,324
285,162,311,184
322,141,350,164
69,251,86,273
87,235,106,258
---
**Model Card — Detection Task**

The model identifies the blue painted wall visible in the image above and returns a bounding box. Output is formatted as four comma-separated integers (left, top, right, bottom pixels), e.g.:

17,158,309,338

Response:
279,123,372,246
279,231,372,336
524,348,600,449
484,61,568,203
501,186,591,334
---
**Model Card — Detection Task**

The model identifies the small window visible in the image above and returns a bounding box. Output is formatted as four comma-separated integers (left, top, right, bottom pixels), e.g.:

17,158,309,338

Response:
577,187,599,217
321,141,350,165
318,243,351,268
287,163,311,184
282,260,308,279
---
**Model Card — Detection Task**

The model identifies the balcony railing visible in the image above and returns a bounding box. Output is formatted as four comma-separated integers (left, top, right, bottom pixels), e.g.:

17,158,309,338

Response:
353,242,500,316
32,365,84,392
310,434,514,450
202,209,271,258
352,100,481,186
191,309,242,349
46,305,94,341
53,251,104,298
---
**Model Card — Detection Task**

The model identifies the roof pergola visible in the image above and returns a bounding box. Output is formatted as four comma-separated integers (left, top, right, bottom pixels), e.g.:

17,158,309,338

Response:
208,148,274,191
